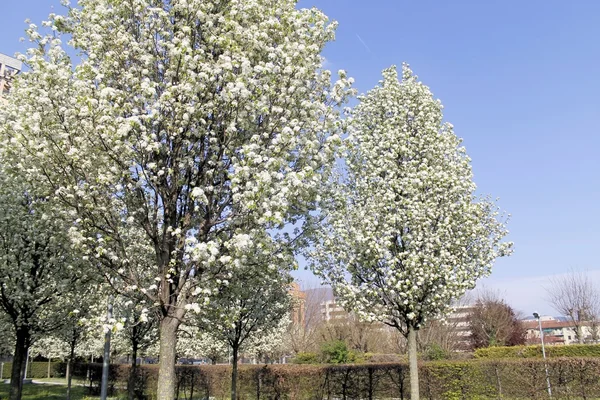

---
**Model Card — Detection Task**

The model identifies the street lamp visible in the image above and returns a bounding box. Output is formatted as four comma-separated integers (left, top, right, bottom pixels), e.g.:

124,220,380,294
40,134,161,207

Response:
100,297,113,400
533,312,552,397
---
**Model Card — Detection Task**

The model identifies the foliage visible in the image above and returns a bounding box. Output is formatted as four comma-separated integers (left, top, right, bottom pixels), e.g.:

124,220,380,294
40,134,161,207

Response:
475,343,600,358
65,358,600,399
0,362,64,379
309,64,512,333
468,292,526,349
176,325,227,363
320,340,350,364
1,0,354,397
293,352,320,364
308,64,512,399
197,265,293,360
423,343,451,361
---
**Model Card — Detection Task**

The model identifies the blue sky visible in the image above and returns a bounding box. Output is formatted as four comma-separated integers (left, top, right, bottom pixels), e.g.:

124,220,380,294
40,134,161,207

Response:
2,1,600,316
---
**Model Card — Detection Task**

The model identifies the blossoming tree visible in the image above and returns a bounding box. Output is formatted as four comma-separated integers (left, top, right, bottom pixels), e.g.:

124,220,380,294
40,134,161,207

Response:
112,295,158,400
196,243,293,400
0,171,89,400
0,0,353,397
176,325,227,363
309,65,512,400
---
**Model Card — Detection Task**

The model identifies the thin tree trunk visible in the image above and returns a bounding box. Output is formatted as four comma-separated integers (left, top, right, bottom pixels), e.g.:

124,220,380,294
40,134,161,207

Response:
231,346,239,400
128,340,139,400
67,332,77,400
9,327,30,400
408,325,420,400
66,359,72,400
157,316,180,400
47,358,51,379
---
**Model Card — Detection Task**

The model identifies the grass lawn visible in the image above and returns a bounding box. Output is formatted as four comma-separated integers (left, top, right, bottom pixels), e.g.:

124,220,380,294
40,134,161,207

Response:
0,382,113,399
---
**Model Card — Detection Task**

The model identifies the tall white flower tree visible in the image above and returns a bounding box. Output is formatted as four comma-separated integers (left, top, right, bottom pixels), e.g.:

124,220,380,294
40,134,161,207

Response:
198,255,293,400
176,325,227,363
0,1,353,398
309,65,512,400
30,336,69,379
0,170,90,400
244,313,291,363
111,295,158,400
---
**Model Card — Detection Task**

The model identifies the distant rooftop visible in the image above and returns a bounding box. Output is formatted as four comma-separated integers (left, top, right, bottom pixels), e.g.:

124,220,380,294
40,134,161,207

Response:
0,53,22,72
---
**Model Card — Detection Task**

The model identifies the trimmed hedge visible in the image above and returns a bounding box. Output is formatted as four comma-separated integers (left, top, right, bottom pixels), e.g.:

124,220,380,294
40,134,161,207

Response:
0,361,64,379
72,358,600,399
475,344,600,359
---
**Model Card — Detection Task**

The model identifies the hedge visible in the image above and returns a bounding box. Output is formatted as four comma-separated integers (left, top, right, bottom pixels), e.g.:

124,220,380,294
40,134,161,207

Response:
475,344,600,359
0,361,64,379
69,358,600,400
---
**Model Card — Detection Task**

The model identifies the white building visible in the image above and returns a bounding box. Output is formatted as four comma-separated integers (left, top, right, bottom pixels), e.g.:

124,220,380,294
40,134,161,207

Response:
522,316,598,345
0,53,22,101
320,299,350,322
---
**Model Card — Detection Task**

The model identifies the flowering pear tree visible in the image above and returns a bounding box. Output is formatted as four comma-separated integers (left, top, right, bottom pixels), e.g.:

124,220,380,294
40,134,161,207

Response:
309,65,512,400
57,291,106,400
0,316,14,360
0,0,353,397
0,171,90,400
30,336,69,378
244,313,291,363
112,296,158,399
176,325,227,363
198,258,293,400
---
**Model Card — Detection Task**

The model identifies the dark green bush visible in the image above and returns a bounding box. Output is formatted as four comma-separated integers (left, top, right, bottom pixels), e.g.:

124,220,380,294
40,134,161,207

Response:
321,340,350,364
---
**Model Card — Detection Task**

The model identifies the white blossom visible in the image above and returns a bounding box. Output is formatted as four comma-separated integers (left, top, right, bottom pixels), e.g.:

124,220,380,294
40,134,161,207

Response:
0,1,354,397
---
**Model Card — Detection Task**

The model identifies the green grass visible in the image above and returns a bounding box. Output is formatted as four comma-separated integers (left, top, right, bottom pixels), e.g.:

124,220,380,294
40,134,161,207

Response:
0,382,112,400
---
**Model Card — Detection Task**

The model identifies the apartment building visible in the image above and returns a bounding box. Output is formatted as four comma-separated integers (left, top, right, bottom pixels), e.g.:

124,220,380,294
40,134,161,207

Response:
0,53,22,101
522,316,597,345
289,282,307,326
320,299,350,322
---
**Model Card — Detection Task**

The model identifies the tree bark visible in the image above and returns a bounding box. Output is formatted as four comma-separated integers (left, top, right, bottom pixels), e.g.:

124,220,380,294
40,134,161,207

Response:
128,339,139,400
47,358,51,379
408,325,419,400
231,345,239,400
157,316,180,400
9,327,30,400
66,341,76,400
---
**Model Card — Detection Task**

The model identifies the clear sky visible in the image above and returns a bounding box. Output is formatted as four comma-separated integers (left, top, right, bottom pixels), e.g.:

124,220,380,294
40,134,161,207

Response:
2,1,600,316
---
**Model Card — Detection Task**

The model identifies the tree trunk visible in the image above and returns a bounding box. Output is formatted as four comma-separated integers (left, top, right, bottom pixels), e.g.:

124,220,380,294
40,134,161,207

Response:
66,341,75,400
231,345,239,400
66,359,72,400
47,358,51,379
128,340,139,400
157,316,180,400
408,325,419,400
9,327,30,400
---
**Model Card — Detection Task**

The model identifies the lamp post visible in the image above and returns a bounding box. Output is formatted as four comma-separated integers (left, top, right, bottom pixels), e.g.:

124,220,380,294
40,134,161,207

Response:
100,297,113,400
533,312,552,397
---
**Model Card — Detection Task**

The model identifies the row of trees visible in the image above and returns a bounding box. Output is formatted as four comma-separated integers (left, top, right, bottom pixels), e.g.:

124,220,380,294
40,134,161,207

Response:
0,0,512,399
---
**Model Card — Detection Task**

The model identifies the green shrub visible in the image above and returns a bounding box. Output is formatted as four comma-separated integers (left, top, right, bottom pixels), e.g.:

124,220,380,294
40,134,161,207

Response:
424,343,451,361
0,361,64,379
292,352,319,364
475,344,600,358
320,340,350,364
63,357,600,399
